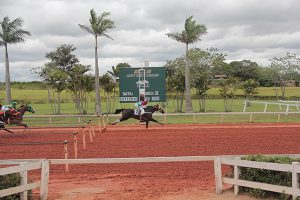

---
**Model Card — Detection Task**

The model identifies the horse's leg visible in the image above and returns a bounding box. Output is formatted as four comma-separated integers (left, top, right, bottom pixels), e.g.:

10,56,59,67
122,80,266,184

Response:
109,114,131,125
146,121,149,129
148,117,164,125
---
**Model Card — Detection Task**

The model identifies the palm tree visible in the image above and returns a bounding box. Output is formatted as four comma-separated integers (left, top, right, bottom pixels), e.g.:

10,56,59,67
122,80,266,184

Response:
78,9,115,114
0,17,31,103
166,16,207,112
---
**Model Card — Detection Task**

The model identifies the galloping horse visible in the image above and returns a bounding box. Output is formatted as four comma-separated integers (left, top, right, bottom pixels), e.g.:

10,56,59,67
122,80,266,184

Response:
109,104,165,129
0,104,35,133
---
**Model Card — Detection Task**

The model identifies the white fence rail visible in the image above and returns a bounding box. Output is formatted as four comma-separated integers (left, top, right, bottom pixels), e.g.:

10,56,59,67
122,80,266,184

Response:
215,156,300,199
21,111,300,126
0,159,49,200
2,155,300,199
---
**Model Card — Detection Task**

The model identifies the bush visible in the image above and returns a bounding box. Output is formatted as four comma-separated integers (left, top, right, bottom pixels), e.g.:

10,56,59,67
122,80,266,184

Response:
0,173,32,200
239,155,300,199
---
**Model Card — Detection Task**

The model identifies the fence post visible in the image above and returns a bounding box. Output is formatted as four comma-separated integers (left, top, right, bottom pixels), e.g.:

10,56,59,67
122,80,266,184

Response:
98,116,102,134
106,115,109,126
91,122,96,137
285,105,290,116
78,116,81,124
48,116,52,124
73,132,78,159
102,115,106,130
264,103,268,112
88,123,93,142
214,156,223,194
81,126,86,150
220,113,224,124
20,162,28,200
63,140,69,172
40,159,49,200
249,113,253,123
243,100,247,112
234,157,241,195
277,113,281,123
292,162,299,200
193,114,196,123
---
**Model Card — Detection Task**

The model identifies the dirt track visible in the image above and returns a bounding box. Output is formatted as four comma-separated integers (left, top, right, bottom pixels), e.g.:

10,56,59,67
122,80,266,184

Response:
1,123,300,199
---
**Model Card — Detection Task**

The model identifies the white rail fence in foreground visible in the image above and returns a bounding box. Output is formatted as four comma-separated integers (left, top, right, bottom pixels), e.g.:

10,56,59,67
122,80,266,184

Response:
217,156,300,199
0,159,49,200
1,154,300,199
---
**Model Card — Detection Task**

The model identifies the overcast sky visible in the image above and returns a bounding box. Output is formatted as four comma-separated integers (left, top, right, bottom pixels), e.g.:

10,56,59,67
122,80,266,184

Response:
1,0,300,81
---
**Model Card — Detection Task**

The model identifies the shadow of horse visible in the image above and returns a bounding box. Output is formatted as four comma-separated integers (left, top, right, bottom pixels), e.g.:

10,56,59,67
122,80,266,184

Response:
109,104,165,129
0,104,35,133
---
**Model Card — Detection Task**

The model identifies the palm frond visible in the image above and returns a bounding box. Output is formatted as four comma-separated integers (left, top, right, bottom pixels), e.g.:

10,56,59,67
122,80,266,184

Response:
166,32,186,43
78,24,95,36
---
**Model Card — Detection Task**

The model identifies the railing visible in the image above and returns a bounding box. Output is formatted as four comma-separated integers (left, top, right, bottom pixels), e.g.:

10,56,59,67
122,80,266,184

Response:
215,156,300,199
0,159,49,200
2,154,300,199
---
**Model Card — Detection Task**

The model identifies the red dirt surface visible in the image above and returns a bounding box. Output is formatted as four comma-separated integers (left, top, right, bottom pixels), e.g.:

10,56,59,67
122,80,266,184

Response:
1,123,300,199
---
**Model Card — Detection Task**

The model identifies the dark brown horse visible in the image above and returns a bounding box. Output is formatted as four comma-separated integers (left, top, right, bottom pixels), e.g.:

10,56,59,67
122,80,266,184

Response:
109,104,165,129
0,104,35,133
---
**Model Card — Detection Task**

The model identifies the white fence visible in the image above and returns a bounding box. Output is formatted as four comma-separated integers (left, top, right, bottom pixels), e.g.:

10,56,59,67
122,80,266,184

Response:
243,100,300,115
21,111,300,126
2,155,300,199
215,156,300,199
0,159,49,200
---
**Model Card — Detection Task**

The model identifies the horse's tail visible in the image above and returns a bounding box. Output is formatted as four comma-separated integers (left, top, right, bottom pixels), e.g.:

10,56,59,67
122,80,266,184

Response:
114,109,125,114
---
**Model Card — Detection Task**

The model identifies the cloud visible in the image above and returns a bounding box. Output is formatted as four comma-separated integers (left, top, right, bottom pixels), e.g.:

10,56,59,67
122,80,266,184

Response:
1,0,300,81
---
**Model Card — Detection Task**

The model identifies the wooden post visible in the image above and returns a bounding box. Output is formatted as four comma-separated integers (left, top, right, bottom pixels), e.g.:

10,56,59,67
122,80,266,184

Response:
193,114,196,123
88,123,93,142
292,162,299,200
164,114,167,123
91,122,96,137
220,113,224,124
63,140,69,172
98,116,102,134
20,162,28,200
249,113,253,123
243,100,247,112
48,116,52,124
40,159,49,200
285,105,290,115
78,116,81,124
106,114,109,126
277,113,281,123
264,103,268,112
73,132,78,159
214,156,223,194
81,126,86,150
234,157,241,195
102,115,106,130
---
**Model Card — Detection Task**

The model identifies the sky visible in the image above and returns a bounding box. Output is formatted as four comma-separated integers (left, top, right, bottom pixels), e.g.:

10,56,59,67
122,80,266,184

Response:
1,0,300,81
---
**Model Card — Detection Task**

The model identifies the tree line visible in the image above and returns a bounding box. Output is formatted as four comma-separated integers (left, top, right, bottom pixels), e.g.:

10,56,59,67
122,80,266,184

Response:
1,11,300,114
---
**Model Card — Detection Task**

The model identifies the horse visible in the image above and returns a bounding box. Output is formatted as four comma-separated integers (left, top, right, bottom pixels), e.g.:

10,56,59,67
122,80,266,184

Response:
11,104,36,127
0,104,35,133
0,109,15,133
109,104,165,129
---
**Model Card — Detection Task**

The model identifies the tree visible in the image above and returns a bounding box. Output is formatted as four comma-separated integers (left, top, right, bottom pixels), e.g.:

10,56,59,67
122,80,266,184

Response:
0,16,31,103
241,79,259,100
79,9,115,115
229,60,261,81
189,48,227,112
32,44,80,114
270,52,300,99
219,77,239,112
166,16,207,112
165,58,185,112
99,74,116,113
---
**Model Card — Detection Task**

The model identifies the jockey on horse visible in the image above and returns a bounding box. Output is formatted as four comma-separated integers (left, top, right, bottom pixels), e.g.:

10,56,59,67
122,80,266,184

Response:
135,94,148,117
0,101,19,124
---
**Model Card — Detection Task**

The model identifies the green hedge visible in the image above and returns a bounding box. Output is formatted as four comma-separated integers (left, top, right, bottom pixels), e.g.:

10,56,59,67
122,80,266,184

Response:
239,155,300,199
0,173,32,200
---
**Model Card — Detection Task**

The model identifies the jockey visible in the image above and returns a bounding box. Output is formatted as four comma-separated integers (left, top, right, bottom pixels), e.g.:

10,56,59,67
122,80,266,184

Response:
1,101,17,111
135,94,148,115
